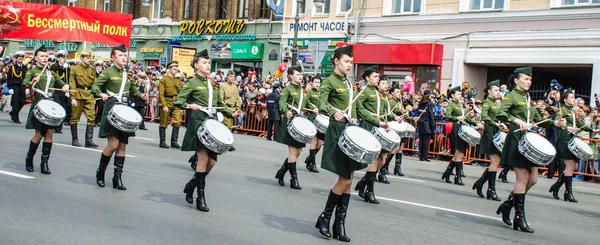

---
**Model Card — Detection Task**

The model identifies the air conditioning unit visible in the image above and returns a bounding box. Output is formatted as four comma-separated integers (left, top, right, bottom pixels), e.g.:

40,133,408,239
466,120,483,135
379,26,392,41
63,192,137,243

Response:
283,46,292,58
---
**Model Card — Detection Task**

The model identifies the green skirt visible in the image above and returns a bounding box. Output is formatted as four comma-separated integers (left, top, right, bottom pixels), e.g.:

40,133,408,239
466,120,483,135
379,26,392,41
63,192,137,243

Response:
450,122,469,153
500,125,537,168
25,95,60,135
276,116,306,148
557,131,578,161
98,99,134,144
181,110,218,161
320,119,368,179
479,125,501,155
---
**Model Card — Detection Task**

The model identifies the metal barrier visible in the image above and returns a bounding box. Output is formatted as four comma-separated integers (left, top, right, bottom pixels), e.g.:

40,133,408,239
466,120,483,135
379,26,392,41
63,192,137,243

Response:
236,104,269,137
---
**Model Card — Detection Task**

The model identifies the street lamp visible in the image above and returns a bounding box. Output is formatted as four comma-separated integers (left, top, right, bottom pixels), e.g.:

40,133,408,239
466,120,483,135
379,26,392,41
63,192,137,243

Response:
291,0,325,66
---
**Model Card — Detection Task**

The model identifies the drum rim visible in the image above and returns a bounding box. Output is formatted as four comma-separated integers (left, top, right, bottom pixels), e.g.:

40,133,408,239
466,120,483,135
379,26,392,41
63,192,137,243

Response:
203,119,235,144
344,126,382,152
524,132,556,155
35,100,66,118
111,104,143,122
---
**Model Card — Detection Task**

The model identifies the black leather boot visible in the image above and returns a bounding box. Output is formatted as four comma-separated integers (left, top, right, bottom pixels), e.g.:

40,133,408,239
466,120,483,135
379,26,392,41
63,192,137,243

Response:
96,154,111,187
499,168,510,183
394,153,404,176
112,156,127,190
382,154,393,175
184,173,197,204
85,125,98,148
377,169,390,184
315,190,341,238
472,168,489,198
549,173,565,200
305,150,315,171
195,172,209,212
332,193,351,242
364,172,379,204
70,124,81,147
496,192,514,226
25,141,39,172
513,193,534,233
454,162,465,186
563,175,578,203
289,162,302,190
189,154,197,170
40,142,52,175
442,161,455,183
486,171,501,201
159,127,169,149
354,175,366,199
171,127,181,149
275,158,288,186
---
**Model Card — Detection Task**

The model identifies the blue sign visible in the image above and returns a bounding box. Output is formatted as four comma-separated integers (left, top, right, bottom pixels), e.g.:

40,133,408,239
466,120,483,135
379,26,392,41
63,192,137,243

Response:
289,22,345,32
160,57,167,65
171,34,257,42
267,0,284,20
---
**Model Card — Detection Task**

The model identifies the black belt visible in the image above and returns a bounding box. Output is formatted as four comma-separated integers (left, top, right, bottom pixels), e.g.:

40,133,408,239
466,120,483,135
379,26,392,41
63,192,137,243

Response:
77,86,91,90
165,96,177,99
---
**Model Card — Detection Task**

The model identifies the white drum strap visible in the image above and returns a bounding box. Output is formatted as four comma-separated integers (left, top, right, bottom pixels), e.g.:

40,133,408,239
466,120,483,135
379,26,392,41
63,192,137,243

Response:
375,89,380,117
116,69,127,103
43,70,51,95
571,108,576,128
526,94,530,124
346,79,353,120
208,80,213,111
297,88,304,112
386,96,391,114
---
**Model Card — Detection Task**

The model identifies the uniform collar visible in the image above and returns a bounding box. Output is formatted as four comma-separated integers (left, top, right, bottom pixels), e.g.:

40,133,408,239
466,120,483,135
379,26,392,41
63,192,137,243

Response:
290,82,301,88
513,88,526,96
112,65,125,72
333,72,346,81
195,73,207,81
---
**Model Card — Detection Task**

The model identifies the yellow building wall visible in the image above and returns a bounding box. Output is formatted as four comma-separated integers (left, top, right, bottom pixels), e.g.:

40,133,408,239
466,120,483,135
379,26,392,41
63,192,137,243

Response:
510,0,550,10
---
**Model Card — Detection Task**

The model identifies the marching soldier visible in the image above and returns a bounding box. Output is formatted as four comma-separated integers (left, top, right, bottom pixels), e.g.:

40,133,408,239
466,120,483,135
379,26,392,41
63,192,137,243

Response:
68,49,98,147
52,50,71,133
303,75,323,173
93,60,105,126
7,51,27,124
158,61,183,149
220,70,241,151
132,72,149,130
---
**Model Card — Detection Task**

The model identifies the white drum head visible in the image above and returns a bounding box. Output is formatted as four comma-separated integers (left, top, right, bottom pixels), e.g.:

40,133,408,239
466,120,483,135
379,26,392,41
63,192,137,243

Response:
316,114,330,125
113,104,142,123
38,99,66,118
573,138,593,155
345,126,381,152
525,133,556,155
388,121,407,133
495,132,507,140
461,126,479,136
376,127,401,143
405,123,415,131
204,119,234,144
292,117,317,135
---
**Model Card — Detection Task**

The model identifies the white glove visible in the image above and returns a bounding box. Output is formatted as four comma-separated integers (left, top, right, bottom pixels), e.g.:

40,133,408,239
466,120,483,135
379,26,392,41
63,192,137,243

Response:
8,89,14,95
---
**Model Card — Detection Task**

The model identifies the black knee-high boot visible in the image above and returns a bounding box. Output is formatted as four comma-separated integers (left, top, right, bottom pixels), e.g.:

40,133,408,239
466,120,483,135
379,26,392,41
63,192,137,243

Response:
184,173,198,204
378,154,393,184
332,193,351,242
40,142,52,175
442,161,456,183
354,175,367,199
195,172,209,212
563,176,578,203
487,171,501,201
472,168,489,198
496,192,514,226
549,173,565,200
311,148,321,173
112,156,126,190
289,162,302,190
499,167,510,183
96,154,111,187
316,190,342,238
513,193,534,233
454,162,464,186
364,171,379,204
275,158,288,186
25,141,40,172
394,153,404,176
188,154,197,170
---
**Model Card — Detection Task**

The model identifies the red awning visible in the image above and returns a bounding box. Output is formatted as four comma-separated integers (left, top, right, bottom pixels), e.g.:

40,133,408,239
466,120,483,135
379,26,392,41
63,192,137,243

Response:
352,43,443,66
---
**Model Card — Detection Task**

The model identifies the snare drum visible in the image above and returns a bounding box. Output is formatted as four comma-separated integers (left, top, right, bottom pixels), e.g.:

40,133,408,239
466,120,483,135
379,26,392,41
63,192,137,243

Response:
517,132,556,166
287,116,318,143
107,103,142,133
404,123,416,138
33,99,66,127
458,125,481,146
314,114,330,134
387,121,407,137
493,132,507,152
338,126,382,164
197,119,235,154
568,137,594,160
372,127,401,152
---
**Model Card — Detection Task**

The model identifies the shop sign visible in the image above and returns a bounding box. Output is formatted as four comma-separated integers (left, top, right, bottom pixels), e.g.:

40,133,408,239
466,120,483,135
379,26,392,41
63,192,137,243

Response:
382,66,413,72
140,47,164,53
160,57,167,65
142,53,161,58
179,19,246,35
288,38,347,49
93,39,137,48
24,40,54,48
171,34,256,42
268,49,278,61
210,42,263,60
56,42,77,52
289,22,345,32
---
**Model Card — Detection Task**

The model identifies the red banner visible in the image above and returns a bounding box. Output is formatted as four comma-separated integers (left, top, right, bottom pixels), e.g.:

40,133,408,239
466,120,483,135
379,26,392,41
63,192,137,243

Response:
0,1,133,48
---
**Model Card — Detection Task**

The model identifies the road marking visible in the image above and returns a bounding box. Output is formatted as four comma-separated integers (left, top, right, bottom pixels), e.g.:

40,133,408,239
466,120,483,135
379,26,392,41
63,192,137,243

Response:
574,186,600,191
352,193,501,221
355,171,426,183
54,143,137,158
132,136,155,141
0,170,35,179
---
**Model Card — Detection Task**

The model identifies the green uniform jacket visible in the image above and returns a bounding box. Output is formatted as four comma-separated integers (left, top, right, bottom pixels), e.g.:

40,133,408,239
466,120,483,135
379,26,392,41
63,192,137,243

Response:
277,82,310,148
357,85,383,130
306,88,320,121
389,97,413,121
23,64,66,131
555,106,592,161
318,73,357,119
69,63,96,101
496,88,553,168
445,100,477,152
480,97,502,155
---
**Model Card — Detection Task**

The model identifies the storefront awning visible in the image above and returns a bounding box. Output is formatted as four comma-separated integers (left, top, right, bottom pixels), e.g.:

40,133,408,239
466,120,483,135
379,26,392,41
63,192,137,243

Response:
352,43,443,66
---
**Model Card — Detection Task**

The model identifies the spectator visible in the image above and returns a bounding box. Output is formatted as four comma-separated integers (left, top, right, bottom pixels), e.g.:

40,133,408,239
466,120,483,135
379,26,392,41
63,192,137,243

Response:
245,84,259,104
574,105,591,181
591,134,600,183
266,82,282,141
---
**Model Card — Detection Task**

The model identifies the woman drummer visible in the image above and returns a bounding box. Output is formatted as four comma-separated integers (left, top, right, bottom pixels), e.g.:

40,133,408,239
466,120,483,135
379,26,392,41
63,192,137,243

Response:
93,44,148,190
176,50,241,212
274,65,313,189
303,75,324,173
23,45,69,174
441,86,482,185
549,88,598,203
381,86,415,178
472,80,507,201
314,46,362,242
495,67,556,233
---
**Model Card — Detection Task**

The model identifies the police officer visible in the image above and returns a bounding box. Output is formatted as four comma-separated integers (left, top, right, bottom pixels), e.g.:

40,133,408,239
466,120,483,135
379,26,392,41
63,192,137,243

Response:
7,51,27,124
69,49,98,147
158,61,183,149
132,72,149,130
93,60,105,127
52,50,71,133
266,81,281,141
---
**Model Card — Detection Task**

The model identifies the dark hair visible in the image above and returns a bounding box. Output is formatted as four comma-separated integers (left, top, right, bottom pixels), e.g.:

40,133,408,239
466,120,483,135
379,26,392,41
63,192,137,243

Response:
287,67,298,76
450,89,461,96
560,92,571,106
484,84,499,99
507,72,527,91
423,93,432,101
330,50,352,65
362,70,378,80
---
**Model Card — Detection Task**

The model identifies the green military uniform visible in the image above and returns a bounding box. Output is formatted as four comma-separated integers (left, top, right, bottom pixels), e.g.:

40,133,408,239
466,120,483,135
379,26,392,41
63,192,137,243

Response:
159,73,183,127
277,78,310,148
306,87,325,141
357,84,385,132
92,65,142,144
445,86,477,153
23,64,66,133
555,89,592,161
174,74,233,161
69,58,97,126
479,80,502,155
319,69,365,179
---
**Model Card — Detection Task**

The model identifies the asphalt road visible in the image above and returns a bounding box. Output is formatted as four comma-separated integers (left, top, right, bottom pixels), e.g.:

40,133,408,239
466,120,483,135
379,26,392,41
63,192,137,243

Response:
1,108,600,245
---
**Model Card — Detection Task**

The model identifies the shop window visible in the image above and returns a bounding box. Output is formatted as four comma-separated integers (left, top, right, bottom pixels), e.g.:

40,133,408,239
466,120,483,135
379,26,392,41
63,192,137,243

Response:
313,0,331,15
67,0,76,7
337,0,353,14
292,0,306,15
183,0,191,19
461,0,505,11
217,0,228,19
259,0,270,19
238,0,249,19
153,0,164,19
384,0,421,15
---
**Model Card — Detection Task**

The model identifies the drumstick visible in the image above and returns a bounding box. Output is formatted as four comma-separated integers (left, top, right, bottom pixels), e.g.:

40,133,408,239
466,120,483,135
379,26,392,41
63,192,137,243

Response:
31,63,49,87
342,85,368,113
287,97,295,125
48,88,77,92
513,118,551,132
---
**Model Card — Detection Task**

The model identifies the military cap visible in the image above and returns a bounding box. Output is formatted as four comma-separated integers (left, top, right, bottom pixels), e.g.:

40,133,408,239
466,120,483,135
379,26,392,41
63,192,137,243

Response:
288,65,302,73
514,67,532,76
13,51,25,58
48,55,56,62
487,79,500,87
564,88,574,95
167,61,179,68
365,65,379,73
314,73,321,79
34,45,47,56
93,60,104,66
112,44,126,53
335,45,353,57
272,81,281,88
80,49,92,57
388,85,400,93
450,86,461,93
55,50,68,58
423,90,431,95
194,49,209,59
